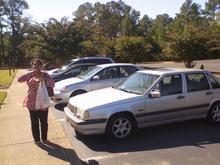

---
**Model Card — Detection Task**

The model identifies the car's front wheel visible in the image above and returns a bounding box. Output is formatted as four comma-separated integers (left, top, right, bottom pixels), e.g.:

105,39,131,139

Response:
207,102,220,123
70,90,86,97
106,114,135,139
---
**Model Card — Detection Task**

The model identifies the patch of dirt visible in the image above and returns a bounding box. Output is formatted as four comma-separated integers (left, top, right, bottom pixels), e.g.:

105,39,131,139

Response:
0,84,9,89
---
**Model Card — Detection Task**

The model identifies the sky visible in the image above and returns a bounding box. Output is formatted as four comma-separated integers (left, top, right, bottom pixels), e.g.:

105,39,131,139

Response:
24,0,207,23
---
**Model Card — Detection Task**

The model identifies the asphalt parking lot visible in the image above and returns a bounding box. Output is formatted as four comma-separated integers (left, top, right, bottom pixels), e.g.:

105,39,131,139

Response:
138,59,220,73
52,105,220,165
52,59,220,165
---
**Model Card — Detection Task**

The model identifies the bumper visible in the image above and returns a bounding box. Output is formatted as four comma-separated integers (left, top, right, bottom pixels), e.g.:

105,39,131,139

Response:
64,107,107,135
51,90,71,103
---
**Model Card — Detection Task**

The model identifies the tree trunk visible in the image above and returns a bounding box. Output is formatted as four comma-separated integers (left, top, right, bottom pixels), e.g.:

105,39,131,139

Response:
184,60,196,68
0,22,4,66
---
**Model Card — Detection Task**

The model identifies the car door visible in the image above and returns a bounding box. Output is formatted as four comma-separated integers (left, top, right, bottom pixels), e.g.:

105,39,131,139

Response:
184,72,213,117
143,74,186,125
90,66,120,91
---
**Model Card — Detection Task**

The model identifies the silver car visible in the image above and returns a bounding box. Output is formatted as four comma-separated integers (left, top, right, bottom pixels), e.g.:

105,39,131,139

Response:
52,63,142,103
64,68,220,139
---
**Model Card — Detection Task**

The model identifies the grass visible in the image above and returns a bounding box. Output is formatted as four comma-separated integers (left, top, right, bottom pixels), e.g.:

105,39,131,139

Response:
0,69,17,86
0,91,7,108
0,69,16,109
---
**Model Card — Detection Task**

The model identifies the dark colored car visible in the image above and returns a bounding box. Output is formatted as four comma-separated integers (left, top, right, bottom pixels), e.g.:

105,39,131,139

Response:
51,63,96,82
48,56,114,75
64,57,114,68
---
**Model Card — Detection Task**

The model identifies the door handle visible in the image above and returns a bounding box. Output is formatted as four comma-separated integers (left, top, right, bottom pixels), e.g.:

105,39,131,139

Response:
176,95,185,99
206,91,213,95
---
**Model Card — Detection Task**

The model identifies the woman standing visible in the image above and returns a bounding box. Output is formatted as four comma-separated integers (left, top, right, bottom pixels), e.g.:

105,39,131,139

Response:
18,59,55,143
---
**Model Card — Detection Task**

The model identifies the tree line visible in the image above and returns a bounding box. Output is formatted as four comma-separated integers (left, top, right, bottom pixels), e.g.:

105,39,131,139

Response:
0,0,220,68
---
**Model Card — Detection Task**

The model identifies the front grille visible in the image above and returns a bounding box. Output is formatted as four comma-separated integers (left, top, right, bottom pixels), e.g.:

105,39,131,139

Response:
68,103,77,115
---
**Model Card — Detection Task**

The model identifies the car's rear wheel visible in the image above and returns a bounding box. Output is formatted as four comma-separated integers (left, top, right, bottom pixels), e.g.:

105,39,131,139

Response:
207,102,220,123
106,114,135,139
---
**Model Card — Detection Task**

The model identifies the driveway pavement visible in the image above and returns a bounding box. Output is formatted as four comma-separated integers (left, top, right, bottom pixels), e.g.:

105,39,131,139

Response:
0,69,82,165
138,59,220,73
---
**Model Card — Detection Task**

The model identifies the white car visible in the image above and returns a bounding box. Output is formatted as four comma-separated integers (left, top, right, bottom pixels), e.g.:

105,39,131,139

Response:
64,68,220,139
52,63,142,103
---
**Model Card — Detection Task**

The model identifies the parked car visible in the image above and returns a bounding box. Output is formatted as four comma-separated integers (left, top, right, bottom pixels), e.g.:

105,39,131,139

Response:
52,63,143,103
64,68,220,139
48,56,114,76
42,62,56,70
51,63,96,82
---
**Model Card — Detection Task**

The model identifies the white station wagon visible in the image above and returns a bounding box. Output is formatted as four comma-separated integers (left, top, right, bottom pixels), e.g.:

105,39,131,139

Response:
64,68,220,139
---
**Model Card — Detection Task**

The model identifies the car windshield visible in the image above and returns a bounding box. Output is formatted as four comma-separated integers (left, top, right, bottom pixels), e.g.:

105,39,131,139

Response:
77,66,102,79
116,72,159,95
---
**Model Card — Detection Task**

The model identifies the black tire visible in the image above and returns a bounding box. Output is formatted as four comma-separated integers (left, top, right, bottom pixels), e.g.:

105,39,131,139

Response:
207,102,220,123
106,113,135,139
70,90,86,97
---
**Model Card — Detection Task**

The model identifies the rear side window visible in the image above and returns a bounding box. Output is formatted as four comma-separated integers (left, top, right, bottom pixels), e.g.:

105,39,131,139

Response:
96,59,112,64
206,74,220,89
186,73,210,92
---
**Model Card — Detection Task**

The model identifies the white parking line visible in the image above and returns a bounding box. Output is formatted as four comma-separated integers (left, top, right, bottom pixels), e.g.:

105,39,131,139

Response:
83,153,129,161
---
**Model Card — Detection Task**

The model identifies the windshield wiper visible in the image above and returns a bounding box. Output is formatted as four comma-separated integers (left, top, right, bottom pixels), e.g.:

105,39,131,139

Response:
129,91,142,95
118,88,141,95
118,88,130,93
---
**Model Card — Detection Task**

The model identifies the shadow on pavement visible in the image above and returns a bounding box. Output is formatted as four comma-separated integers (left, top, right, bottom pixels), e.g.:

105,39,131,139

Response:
76,119,220,153
37,140,82,165
82,160,99,165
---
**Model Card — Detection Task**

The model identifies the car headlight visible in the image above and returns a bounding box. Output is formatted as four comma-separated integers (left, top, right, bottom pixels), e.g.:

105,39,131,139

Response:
60,86,69,92
82,111,90,120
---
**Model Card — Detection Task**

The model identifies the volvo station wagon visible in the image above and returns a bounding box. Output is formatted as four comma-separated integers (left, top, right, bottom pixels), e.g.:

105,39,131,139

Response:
64,68,220,139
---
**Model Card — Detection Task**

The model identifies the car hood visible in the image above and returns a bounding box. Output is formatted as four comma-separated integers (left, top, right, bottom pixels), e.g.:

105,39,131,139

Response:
68,87,139,110
54,77,84,90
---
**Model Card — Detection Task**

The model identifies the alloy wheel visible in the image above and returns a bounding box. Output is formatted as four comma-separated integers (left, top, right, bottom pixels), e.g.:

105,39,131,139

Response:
212,104,220,122
111,117,132,138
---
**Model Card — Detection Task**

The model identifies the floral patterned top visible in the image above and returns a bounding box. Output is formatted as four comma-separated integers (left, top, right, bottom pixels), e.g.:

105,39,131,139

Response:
18,71,55,110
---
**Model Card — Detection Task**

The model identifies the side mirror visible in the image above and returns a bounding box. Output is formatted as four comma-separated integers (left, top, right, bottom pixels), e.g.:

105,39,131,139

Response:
149,91,161,98
92,75,100,80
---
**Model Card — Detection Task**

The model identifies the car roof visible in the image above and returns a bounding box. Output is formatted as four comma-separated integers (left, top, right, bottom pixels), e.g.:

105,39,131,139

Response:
70,56,113,61
97,63,137,68
63,63,95,70
138,68,207,76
